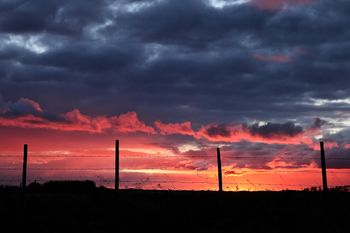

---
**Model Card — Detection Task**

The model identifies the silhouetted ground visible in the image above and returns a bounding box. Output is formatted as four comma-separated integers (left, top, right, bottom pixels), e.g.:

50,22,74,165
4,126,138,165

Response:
0,181,349,233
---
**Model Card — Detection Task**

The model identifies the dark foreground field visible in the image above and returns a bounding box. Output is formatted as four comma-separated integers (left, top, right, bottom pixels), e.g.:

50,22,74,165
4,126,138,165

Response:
0,187,349,233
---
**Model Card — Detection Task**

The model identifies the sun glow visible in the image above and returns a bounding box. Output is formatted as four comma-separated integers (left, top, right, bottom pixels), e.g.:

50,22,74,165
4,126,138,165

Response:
121,169,197,175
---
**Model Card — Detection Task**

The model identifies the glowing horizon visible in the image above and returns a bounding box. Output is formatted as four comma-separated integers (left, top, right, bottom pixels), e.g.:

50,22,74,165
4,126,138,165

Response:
1,123,349,191
1,0,350,192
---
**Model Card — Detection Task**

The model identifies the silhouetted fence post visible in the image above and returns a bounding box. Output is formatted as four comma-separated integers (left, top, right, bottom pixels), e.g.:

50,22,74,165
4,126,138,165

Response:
320,141,328,192
115,140,119,191
21,144,28,190
217,148,223,192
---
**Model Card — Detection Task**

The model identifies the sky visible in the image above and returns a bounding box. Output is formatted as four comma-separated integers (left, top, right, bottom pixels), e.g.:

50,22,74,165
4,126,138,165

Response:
0,0,350,190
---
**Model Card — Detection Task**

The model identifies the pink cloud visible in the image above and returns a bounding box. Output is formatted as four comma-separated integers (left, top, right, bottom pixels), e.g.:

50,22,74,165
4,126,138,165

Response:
154,120,314,145
1,97,43,115
0,98,320,146
18,98,43,112
0,98,155,134
309,141,339,151
196,123,311,145
253,53,292,63
155,121,195,136
111,112,156,134
0,113,111,133
64,109,112,133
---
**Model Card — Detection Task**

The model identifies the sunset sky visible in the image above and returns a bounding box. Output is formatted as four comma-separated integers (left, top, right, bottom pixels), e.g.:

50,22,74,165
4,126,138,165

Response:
0,0,349,190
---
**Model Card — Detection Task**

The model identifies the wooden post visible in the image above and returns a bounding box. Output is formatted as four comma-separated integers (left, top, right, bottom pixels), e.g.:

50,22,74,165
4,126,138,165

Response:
320,141,328,192
217,148,223,192
115,140,119,191
22,144,28,190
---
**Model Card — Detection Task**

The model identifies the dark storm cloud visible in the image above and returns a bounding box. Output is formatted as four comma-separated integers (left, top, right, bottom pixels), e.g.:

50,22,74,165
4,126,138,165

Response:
219,141,316,169
0,0,109,35
0,0,349,126
24,45,141,73
247,122,303,138
113,0,270,48
325,147,350,169
206,124,232,137
0,98,66,122
311,117,327,129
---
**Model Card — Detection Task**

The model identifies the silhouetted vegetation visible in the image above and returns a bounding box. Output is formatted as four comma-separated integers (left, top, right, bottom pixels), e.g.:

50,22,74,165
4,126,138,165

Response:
29,180,96,193
303,185,350,192
0,182,349,233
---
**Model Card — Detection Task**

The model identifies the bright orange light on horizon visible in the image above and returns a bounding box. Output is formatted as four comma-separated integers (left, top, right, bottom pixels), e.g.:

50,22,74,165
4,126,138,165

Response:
0,116,349,191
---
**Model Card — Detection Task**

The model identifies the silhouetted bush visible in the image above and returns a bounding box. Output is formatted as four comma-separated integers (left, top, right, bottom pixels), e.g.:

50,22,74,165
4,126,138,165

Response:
0,185,20,193
303,186,322,192
330,185,350,192
27,180,41,192
42,180,96,193
303,185,350,192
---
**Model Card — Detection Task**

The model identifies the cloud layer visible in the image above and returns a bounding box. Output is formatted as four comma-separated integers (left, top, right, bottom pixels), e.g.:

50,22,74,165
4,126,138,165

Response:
0,97,329,146
0,0,349,126
0,0,350,183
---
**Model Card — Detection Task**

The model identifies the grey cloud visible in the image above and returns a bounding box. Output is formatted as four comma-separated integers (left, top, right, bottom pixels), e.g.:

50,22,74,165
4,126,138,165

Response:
206,124,232,137
0,0,110,35
0,0,349,125
311,117,327,130
247,122,303,138
0,98,66,122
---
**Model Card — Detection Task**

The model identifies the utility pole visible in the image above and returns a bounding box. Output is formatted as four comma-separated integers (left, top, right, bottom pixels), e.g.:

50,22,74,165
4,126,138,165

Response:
22,144,28,190
320,141,328,192
217,148,223,192
115,140,119,191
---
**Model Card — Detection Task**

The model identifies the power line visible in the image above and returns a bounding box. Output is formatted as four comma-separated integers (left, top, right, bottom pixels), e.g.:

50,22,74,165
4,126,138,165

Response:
1,177,348,190
0,155,113,158
0,167,114,171
0,154,349,161
1,167,350,174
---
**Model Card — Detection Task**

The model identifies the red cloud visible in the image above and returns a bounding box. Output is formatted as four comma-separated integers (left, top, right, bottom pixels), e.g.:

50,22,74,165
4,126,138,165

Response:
251,0,313,11
0,113,111,133
0,98,318,145
0,98,155,134
197,123,311,145
111,112,156,134
155,121,195,136
64,109,112,133
154,121,314,145
224,170,248,177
